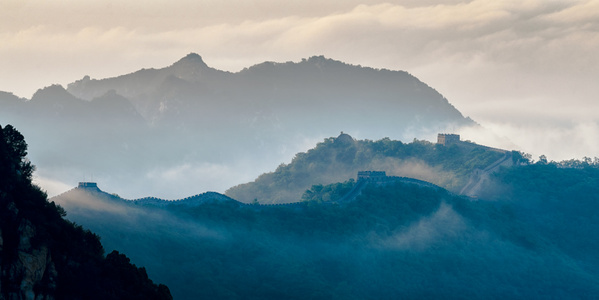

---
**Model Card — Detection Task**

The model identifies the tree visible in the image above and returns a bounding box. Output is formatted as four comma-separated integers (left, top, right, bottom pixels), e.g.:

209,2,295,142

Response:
0,124,34,183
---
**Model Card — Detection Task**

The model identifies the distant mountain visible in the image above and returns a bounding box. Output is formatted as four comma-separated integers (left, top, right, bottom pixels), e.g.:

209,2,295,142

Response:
0,85,150,186
0,91,25,109
0,125,171,300
51,163,599,299
1,53,475,198
67,53,471,132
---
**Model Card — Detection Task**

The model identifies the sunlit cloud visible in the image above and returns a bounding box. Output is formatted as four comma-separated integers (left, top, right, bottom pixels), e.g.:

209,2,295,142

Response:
33,175,73,197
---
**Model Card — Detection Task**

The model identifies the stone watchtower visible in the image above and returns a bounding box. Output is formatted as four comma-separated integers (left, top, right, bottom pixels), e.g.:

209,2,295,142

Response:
78,182,98,188
437,133,460,146
357,171,387,181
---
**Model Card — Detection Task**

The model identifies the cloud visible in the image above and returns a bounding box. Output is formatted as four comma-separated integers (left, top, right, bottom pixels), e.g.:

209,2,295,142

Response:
3,1,597,81
381,203,467,250
51,187,226,241
0,4,593,74
33,175,73,197
542,0,599,23
460,120,599,161
140,161,272,199
55,190,130,215
368,158,461,190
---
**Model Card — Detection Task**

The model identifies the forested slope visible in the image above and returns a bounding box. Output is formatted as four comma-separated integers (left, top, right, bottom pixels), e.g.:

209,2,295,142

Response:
226,133,511,203
53,166,599,299
0,124,172,300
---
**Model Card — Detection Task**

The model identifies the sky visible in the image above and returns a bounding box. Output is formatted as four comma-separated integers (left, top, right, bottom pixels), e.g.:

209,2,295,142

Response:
1,0,599,162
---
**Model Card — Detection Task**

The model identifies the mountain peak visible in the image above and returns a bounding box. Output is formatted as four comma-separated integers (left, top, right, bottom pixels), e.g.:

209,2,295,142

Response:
166,53,217,82
184,52,202,60
335,131,355,145
304,55,342,67
31,84,78,102
172,53,208,68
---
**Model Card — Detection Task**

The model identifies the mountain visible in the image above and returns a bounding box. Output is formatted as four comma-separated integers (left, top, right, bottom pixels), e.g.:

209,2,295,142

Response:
51,164,599,299
0,92,25,110
53,183,248,299
226,132,515,203
67,53,471,132
0,124,172,300
476,161,599,269
1,54,475,198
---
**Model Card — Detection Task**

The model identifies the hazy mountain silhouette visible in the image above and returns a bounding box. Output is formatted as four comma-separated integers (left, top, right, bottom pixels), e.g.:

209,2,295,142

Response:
1,54,475,198
67,53,471,133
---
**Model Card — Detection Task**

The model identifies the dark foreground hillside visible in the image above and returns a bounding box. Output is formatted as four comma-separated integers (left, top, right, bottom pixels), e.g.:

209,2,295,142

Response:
54,169,599,299
0,124,172,300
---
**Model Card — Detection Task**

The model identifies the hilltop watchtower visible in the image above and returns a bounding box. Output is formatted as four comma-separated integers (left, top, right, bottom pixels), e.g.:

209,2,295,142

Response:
437,133,460,146
78,182,98,188
357,171,387,181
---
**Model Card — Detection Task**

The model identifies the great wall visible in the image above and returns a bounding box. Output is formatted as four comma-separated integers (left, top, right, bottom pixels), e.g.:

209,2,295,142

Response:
436,133,515,198
52,133,513,206
58,170,446,210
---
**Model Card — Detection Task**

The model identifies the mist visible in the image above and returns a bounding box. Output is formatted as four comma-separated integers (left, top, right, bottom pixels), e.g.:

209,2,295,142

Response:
461,120,599,162
381,202,467,251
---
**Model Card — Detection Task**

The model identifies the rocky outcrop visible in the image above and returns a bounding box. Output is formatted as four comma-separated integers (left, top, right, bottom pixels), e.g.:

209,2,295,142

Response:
0,208,57,300
16,220,56,300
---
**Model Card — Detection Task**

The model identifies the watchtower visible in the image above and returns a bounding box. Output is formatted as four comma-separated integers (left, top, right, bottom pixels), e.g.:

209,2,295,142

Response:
357,171,387,181
437,133,460,146
78,182,98,188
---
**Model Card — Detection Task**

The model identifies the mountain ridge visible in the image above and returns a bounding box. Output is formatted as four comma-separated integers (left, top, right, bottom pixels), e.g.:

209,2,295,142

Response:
2,53,477,199
58,183,241,208
66,53,470,129
49,158,599,299
66,52,229,102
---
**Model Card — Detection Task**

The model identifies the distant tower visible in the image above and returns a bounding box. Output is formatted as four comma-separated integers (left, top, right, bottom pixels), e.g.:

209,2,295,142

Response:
78,182,98,188
437,133,460,146
357,171,387,181
335,131,355,144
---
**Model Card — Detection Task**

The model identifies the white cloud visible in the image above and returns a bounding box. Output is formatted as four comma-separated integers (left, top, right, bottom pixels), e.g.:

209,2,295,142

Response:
140,161,268,199
33,175,73,197
460,120,599,161
382,203,466,250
